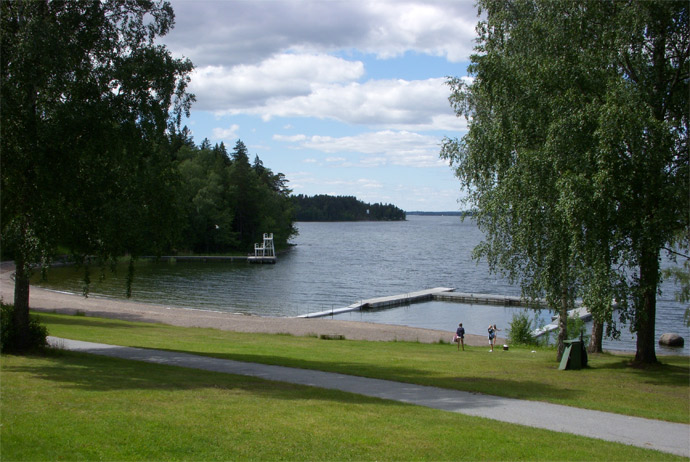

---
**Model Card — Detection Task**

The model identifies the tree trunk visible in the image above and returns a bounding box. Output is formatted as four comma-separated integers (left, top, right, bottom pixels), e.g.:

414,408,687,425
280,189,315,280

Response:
556,295,568,362
634,248,659,364
12,255,31,351
587,318,603,353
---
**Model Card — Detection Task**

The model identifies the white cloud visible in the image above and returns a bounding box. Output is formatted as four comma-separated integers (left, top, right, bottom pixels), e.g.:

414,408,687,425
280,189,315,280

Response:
163,1,476,132
165,1,478,67
256,77,453,127
211,124,240,140
273,134,308,143
356,178,383,189
190,53,364,111
192,67,460,131
280,130,448,168
362,1,478,62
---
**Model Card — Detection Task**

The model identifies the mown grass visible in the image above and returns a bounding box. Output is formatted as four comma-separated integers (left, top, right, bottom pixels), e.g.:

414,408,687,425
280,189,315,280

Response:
38,312,690,423
2,350,684,461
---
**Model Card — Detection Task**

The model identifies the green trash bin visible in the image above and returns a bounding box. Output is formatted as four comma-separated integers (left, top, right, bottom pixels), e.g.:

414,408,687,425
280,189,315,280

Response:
559,339,582,370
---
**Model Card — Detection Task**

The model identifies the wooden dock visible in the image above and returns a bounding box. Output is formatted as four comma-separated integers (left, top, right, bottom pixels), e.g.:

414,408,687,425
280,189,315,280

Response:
433,291,526,306
144,255,249,262
247,255,276,264
143,233,278,264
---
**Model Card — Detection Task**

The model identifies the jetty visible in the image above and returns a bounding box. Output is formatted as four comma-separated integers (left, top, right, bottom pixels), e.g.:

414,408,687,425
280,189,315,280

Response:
145,255,249,262
298,287,455,318
142,233,278,264
299,288,592,338
248,233,276,264
433,291,525,306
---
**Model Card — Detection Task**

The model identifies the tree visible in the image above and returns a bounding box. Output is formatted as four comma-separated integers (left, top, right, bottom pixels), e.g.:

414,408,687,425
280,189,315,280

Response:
228,140,263,249
441,0,688,364
1,0,194,350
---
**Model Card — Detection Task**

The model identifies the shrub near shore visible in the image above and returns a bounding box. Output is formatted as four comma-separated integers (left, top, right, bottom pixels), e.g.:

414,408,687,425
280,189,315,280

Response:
0,304,47,353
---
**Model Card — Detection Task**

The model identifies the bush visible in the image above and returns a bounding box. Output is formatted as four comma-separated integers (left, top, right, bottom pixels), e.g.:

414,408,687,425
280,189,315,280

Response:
1,303,48,353
508,310,539,346
566,313,590,343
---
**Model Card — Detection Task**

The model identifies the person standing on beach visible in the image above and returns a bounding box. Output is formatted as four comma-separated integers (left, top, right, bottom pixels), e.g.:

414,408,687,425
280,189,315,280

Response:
455,323,465,351
488,324,501,351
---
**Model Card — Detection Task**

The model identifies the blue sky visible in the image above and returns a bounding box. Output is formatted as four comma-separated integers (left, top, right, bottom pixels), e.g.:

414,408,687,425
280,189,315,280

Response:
163,0,479,211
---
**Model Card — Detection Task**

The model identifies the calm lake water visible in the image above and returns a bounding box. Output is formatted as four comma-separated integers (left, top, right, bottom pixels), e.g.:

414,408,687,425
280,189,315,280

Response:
36,215,689,355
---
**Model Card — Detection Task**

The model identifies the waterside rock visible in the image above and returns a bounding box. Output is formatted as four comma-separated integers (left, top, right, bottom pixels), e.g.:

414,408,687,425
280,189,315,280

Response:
659,333,685,347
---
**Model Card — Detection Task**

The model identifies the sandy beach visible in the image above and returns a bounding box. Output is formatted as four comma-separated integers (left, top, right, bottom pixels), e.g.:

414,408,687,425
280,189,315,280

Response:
0,262,493,346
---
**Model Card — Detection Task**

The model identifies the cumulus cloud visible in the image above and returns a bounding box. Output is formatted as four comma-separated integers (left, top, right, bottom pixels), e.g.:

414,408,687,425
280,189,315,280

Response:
165,0,478,67
280,130,448,168
193,67,460,130
255,77,453,126
190,53,364,111
211,124,240,140
162,1,476,132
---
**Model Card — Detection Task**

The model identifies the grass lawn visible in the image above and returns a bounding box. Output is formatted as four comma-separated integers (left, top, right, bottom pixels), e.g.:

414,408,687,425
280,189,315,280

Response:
2,350,685,461
38,312,689,423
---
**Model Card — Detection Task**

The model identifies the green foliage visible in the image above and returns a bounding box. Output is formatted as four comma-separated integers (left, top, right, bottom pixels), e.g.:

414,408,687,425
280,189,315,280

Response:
508,310,538,346
566,315,590,344
663,231,690,327
0,304,47,353
292,194,406,221
174,138,296,253
0,0,194,348
441,0,689,363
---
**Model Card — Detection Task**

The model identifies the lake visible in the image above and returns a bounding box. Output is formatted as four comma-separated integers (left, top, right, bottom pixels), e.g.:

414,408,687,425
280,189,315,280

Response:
35,215,689,355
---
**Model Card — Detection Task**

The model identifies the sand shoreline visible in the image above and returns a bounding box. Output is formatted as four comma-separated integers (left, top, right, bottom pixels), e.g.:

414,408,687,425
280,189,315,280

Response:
0,262,492,346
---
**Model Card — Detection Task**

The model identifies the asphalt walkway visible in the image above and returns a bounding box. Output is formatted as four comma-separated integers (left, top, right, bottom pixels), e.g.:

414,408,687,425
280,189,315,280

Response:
47,336,689,457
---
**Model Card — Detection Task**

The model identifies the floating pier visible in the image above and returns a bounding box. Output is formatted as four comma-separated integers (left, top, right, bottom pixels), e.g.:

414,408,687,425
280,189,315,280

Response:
299,288,592,337
433,291,525,306
298,287,455,318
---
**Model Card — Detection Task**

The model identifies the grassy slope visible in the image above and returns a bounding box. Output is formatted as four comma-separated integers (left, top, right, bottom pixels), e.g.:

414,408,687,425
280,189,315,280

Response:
2,352,684,461
40,313,689,423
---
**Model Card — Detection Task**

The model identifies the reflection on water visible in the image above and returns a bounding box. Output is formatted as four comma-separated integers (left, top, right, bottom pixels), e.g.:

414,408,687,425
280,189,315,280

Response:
34,216,689,355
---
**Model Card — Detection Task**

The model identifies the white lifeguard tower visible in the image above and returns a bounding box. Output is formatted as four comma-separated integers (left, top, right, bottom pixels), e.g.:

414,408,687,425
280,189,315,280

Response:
248,233,276,264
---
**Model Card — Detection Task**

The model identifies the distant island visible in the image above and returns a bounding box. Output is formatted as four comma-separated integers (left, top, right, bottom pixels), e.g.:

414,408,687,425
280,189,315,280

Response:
406,211,472,217
292,194,406,221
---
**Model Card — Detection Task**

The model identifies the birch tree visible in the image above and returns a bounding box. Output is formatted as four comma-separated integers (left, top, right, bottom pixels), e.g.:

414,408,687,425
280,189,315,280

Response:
442,0,688,363
1,0,194,350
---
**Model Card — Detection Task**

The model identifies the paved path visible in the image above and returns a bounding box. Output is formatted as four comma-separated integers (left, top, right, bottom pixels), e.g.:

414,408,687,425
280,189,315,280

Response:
47,337,689,457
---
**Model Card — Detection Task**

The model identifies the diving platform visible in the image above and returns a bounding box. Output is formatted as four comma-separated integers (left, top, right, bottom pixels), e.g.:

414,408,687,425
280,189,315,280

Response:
248,233,276,264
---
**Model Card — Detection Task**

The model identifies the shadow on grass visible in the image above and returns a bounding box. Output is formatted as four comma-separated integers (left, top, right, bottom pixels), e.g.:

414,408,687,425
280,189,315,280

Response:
35,314,149,330
34,310,167,329
123,346,581,403
2,351,443,409
594,357,689,387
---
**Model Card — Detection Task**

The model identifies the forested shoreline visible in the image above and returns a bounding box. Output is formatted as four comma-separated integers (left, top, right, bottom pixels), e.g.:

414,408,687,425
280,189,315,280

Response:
170,135,296,254
291,194,406,221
